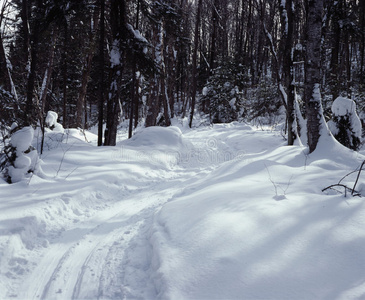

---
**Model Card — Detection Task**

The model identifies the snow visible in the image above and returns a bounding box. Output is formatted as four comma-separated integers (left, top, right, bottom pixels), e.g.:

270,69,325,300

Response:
127,24,148,44
1,122,365,299
45,111,58,128
45,111,64,133
332,96,358,117
329,96,362,138
202,86,209,96
10,126,34,152
110,40,121,67
8,126,44,183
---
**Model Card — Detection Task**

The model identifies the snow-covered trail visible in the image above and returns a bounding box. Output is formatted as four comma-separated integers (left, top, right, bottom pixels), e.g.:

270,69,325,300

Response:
18,174,198,300
1,126,220,299
3,122,365,300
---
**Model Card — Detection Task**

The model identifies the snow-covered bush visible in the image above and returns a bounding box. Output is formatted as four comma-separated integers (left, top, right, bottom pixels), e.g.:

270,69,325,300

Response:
41,111,65,151
1,125,42,183
327,96,362,151
45,111,64,132
201,60,247,123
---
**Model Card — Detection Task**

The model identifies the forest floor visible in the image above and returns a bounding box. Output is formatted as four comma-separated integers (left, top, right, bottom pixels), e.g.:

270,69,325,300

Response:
1,119,365,299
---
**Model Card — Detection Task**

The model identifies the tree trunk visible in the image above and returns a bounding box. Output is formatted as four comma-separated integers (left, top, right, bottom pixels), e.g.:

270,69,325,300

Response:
188,0,202,128
281,0,296,145
76,8,100,129
98,0,105,146
145,20,163,127
329,0,342,100
361,0,365,84
105,0,127,145
24,0,42,126
62,20,68,128
39,29,56,155
0,33,11,91
209,0,219,73
40,29,56,115
160,22,171,127
304,0,325,153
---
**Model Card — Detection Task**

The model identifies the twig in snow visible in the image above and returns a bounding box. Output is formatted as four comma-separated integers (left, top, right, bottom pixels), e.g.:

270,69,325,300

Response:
56,142,76,177
322,160,365,197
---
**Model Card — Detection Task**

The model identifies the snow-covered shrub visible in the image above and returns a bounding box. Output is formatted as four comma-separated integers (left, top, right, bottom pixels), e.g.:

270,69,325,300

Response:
1,125,42,183
201,60,247,123
327,96,362,151
41,111,65,151
45,111,64,132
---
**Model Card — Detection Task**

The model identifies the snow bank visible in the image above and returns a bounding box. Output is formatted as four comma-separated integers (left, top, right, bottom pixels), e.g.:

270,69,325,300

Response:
123,126,185,149
149,125,365,299
2,121,365,299
120,126,194,169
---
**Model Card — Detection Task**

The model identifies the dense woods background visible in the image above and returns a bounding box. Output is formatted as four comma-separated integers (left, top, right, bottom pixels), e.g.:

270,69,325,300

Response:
0,0,364,148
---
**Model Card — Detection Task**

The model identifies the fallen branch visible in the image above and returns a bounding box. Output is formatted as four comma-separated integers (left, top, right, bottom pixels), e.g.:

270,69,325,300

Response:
322,160,365,197
322,184,360,197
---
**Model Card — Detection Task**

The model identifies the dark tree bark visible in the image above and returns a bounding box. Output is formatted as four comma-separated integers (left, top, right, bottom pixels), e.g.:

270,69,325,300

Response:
24,0,42,126
361,0,365,84
98,0,105,146
0,35,10,92
188,0,203,128
329,0,342,100
105,0,126,145
280,0,296,145
209,0,219,73
62,20,68,128
76,8,100,129
304,0,325,153
0,1,12,93
145,20,161,128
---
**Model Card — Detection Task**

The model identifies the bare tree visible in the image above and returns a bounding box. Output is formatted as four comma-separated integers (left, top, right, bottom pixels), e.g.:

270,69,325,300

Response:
188,0,203,128
304,0,326,153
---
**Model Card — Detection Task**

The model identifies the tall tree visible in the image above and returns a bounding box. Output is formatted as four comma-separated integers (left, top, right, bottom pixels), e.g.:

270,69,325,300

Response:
75,5,100,129
97,0,105,146
104,0,127,146
280,0,297,145
188,0,203,128
304,0,327,153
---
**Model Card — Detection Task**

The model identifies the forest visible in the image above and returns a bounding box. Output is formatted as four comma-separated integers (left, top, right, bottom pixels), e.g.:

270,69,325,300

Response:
2,1,365,298
0,0,364,181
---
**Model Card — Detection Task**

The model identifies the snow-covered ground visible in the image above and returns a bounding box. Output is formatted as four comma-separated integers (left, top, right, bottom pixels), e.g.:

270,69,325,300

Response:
1,121,365,299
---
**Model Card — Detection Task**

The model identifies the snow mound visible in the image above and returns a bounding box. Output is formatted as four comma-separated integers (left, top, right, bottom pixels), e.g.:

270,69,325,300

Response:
149,135,365,299
45,111,57,128
122,126,187,150
332,96,358,117
45,111,64,133
11,127,34,152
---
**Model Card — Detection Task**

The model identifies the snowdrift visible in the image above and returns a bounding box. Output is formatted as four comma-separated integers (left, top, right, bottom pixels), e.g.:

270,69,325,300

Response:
149,125,365,300
1,123,365,299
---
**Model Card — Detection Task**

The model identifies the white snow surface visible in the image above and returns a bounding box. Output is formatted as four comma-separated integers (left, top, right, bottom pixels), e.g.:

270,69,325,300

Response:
45,111,64,133
8,126,43,183
329,96,362,138
1,123,365,299
332,96,357,117
10,126,34,152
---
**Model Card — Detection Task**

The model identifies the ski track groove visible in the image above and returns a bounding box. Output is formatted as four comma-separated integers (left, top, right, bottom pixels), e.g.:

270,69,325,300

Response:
14,135,222,300
18,168,211,299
